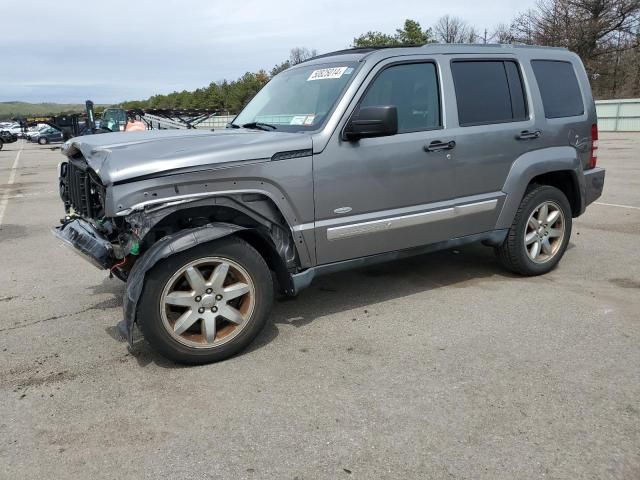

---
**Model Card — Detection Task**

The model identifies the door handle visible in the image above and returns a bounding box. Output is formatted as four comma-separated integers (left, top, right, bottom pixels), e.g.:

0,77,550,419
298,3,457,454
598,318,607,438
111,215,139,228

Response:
517,130,541,140
424,140,456,152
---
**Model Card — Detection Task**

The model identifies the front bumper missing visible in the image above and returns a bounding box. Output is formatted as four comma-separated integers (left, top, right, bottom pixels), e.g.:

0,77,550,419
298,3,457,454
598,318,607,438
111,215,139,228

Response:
52,219,115,269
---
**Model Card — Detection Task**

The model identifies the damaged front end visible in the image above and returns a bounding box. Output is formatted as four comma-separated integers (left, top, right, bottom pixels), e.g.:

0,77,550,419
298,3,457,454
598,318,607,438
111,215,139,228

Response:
52,219,115,269
55,155,140,278
54,151,303,346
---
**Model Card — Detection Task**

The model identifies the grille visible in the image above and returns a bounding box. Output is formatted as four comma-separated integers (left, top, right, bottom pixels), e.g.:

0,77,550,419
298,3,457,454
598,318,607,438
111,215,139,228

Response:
65,158,104,218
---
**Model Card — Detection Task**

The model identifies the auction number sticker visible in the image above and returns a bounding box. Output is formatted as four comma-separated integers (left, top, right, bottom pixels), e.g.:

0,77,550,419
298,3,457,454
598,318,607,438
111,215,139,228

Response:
307,66,348,81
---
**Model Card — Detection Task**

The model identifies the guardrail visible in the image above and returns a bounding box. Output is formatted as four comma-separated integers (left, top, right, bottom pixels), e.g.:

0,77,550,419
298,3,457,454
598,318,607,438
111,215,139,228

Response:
596,99,640,132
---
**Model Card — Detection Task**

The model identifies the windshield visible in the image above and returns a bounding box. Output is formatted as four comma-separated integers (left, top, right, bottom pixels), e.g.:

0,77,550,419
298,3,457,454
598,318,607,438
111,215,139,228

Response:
233,62,359,131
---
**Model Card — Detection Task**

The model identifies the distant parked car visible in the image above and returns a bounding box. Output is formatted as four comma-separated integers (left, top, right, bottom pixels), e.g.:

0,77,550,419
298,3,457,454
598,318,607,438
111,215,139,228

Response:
31,127,63,144
6,124,24,137
0,130,18,150
25,124,50,140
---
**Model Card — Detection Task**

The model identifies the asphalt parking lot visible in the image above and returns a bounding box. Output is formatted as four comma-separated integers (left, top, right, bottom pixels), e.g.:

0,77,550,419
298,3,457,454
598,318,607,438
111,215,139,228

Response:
0,134,638,479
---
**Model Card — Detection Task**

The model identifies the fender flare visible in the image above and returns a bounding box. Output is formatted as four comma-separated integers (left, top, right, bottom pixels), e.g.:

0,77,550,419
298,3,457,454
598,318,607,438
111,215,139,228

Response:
496,146,584,229
121,222,246,345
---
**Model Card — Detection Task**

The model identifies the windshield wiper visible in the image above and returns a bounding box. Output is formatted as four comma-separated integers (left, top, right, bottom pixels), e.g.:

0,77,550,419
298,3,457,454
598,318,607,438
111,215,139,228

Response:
241,121,277,131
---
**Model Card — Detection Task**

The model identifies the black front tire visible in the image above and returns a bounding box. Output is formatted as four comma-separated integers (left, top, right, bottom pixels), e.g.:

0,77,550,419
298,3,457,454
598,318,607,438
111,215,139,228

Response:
137,236,274,365
496,185,572,276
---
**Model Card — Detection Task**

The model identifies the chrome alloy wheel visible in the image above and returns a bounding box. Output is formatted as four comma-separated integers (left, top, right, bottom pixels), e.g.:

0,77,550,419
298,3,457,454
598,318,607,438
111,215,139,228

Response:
160,257,255,348
524,201,566,264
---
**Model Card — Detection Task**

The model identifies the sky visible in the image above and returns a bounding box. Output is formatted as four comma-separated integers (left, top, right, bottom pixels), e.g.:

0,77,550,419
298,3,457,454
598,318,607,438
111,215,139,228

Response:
1,0,535,104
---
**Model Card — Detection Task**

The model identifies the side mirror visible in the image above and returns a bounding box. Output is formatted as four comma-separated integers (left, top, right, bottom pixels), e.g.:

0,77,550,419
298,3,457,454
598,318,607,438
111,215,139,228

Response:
344,105,398,141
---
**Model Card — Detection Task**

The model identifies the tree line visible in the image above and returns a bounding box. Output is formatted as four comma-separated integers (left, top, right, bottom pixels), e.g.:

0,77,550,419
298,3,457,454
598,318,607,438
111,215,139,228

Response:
120,0,639,112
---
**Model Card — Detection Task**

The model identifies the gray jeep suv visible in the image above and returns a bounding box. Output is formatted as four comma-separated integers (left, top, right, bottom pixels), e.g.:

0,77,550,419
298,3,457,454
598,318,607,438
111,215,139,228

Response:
54,45,605,364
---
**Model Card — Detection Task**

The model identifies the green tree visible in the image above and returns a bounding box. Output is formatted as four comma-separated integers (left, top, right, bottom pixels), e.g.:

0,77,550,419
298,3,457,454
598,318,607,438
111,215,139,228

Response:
353,19,432,47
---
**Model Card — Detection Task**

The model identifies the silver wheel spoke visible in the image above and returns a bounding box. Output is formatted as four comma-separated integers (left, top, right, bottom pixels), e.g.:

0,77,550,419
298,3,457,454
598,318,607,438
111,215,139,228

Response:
208,262,229,291
546,209,560,225
548,228,562,238
541,238,553,255
173,310,198,335
529,241,540,259
525,231,538,245
164,291,194,307
220,305,244,325
224,282,250,300
185,266,206,292
528,217,539,230
202,314,217,343
537,204,548,223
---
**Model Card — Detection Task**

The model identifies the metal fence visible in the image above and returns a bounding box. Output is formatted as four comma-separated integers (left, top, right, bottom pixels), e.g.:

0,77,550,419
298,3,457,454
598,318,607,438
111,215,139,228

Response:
596,99,640,132
196,115,235,129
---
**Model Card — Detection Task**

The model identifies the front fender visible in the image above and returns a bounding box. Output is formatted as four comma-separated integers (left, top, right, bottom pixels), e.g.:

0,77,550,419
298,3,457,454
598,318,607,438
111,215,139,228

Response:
496,146,582,229
121,222,245,345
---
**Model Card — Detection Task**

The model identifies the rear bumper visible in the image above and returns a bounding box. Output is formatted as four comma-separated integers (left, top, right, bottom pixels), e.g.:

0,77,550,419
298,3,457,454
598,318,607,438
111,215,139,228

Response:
583,167,605,207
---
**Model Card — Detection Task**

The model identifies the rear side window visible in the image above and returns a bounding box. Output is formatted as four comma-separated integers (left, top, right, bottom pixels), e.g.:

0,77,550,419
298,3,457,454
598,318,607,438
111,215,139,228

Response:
359,62,441,133
531,60,584,118
451,60,528,126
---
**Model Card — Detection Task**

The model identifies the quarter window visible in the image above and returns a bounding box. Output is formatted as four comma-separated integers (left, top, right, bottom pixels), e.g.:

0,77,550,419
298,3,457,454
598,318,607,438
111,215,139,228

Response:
531,60,584,118
451,60,528,126
359,62,441,133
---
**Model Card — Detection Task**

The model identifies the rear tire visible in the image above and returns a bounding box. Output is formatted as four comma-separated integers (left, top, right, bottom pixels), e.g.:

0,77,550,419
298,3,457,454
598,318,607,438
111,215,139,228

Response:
38,137,48,145
0,139,3,150
137,236,274,364
496,185,572,276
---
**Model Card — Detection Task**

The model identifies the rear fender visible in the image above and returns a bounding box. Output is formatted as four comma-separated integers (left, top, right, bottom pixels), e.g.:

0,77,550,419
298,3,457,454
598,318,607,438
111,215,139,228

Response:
496,146,584,229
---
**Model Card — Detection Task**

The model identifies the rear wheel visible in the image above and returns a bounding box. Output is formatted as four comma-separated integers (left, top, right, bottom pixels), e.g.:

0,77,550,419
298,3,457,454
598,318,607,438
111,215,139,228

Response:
0,139,3,150
38,137,48,145
137,236,273,364
496,185,572,276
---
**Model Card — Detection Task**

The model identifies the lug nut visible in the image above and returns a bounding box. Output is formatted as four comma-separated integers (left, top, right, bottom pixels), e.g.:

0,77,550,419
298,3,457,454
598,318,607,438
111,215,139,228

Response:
195,296,201,302
206,288,213,294
198,307,205,314
215,294,223,301
211,306,218,313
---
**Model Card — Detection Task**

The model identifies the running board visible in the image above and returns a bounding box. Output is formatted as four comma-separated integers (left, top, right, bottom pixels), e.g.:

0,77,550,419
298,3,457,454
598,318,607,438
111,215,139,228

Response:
291,229,508,294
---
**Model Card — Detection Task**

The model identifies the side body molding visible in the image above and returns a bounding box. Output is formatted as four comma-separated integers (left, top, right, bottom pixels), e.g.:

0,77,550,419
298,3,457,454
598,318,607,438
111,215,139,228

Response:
496,146,583,229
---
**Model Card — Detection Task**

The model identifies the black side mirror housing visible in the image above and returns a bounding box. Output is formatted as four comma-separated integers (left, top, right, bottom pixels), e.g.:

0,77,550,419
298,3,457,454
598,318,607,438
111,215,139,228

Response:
344,105,398,141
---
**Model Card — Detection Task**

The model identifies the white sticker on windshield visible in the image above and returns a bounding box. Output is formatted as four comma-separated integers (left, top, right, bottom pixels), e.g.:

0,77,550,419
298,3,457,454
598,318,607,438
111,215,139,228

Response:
290,115,307,125
307,67,348,81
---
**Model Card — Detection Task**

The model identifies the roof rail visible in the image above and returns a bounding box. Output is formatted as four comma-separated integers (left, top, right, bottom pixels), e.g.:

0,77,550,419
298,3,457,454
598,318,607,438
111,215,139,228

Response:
304,43,568,62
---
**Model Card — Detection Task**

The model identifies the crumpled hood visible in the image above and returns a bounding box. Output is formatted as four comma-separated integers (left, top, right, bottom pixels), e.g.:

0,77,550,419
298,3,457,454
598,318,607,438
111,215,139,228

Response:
62,128,312,185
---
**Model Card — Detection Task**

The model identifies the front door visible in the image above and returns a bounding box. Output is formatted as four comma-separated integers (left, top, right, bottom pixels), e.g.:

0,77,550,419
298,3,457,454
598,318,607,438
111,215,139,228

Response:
313,59,458,265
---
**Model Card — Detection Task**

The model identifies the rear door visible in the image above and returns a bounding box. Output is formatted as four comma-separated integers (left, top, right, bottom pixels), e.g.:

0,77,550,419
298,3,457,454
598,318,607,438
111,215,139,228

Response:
442,57,540,214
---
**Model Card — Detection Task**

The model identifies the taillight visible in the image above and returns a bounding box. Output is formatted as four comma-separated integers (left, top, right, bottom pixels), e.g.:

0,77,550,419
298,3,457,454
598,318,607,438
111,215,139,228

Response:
589,123,598,169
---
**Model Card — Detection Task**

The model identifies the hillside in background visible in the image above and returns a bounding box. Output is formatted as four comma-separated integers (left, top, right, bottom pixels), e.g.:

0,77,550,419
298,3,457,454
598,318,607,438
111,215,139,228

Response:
0,102,92,120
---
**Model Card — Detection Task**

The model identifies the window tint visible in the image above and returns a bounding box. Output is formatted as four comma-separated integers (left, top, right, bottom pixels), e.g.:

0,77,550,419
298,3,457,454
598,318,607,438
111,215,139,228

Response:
451,60,528,126
532,60,584,118
359,63,440,133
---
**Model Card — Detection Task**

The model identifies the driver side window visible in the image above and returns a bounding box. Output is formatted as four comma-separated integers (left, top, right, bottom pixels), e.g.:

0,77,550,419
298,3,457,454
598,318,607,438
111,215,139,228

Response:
360,62,441,133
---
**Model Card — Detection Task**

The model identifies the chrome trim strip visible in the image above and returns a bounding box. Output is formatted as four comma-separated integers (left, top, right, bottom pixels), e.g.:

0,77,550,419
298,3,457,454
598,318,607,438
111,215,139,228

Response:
326,199,498,241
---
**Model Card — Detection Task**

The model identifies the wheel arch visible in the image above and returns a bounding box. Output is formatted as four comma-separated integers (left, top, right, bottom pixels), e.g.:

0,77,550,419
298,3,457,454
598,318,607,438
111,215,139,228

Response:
122,222,293,345
496,146,586,229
